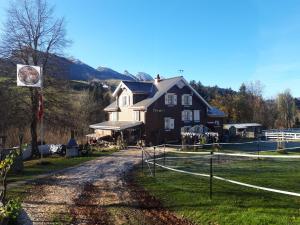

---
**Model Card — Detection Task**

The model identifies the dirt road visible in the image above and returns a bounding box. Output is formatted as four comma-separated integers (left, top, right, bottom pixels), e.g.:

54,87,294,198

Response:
18,149,193,225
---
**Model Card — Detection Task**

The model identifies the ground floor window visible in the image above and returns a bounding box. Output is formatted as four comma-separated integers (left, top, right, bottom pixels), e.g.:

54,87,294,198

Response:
164,117,175,130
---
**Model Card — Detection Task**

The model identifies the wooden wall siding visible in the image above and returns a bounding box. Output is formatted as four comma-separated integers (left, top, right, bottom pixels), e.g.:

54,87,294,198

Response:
145,85,209,145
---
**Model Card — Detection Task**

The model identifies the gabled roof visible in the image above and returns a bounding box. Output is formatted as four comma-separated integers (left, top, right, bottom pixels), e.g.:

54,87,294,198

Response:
130,76,212,110
108,76,223,113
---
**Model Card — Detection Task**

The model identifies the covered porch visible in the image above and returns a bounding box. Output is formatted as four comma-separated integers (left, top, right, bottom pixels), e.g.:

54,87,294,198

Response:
89,121,144,145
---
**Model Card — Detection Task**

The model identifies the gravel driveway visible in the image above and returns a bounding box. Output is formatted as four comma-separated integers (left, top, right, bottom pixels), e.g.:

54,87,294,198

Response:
18,148,193,225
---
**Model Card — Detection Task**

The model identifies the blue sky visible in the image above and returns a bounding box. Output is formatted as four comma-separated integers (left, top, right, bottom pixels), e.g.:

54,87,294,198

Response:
0,0,300,98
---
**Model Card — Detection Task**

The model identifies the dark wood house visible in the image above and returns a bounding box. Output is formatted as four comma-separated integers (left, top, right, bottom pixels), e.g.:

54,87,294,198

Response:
90,75,226,145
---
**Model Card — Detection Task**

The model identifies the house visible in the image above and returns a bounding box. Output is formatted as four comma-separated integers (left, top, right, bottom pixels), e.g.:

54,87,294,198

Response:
90,75,226,145
223,123,262,138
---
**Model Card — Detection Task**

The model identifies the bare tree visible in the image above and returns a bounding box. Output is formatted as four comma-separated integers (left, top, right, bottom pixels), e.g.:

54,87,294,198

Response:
276,89,296,128
0,0,69,156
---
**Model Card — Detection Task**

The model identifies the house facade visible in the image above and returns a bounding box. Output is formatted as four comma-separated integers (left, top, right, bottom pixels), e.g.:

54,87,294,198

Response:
90,75,226,145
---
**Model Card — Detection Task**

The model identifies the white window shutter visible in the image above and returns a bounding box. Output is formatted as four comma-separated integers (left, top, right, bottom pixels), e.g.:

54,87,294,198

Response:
165,94,168,105
164,118,169,129
181,95,185,105
170,119,175,129
173,95,177,105
182,111,185,121
189,95,192,105
189,111,193,121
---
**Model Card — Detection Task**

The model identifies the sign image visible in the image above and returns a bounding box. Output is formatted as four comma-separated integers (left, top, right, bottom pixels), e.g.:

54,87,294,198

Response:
17,64,42,87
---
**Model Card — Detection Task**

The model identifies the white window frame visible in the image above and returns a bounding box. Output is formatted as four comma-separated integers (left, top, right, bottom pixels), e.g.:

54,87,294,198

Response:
182,94,192,106
165,93,177,105
164,117,175,130
133,111,140,121
194,110,200,122
182,110,193,122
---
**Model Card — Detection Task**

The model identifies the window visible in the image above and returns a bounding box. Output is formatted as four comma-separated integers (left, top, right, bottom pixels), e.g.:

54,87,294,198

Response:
164,117,175,130
182,110,193,121
121,95,131,107
111,112,118,121
165,93,177,105
133,111,140,121
182,94,192,106
121,95,127,106
194,110,200,122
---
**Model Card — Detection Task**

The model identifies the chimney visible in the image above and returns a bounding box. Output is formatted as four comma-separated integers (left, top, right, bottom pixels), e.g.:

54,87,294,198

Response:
154,74,161,84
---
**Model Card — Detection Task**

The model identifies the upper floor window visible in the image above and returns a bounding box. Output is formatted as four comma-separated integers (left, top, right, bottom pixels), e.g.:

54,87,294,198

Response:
165,93,177,105
133,111,140,121
182,110,192,121
194,110,200,122
164,117,175,130
121,95,131,107
182,94,192,106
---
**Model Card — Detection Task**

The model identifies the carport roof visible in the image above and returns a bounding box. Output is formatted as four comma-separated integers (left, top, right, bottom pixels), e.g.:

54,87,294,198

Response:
89,121,143,131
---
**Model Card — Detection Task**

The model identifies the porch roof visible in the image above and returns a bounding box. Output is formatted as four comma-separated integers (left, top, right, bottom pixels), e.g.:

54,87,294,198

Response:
89,121,143,131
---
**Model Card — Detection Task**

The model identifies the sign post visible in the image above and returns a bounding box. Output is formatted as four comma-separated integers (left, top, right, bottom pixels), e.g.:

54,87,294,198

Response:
17,64,43,159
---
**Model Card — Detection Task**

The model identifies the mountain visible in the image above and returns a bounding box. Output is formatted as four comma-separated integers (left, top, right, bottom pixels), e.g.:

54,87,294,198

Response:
135,72,154,81
48,55,135,80
123,70,138,81
0,53,136,81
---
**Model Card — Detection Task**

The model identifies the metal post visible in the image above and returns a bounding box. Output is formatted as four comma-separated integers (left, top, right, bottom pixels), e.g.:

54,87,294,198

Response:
163,144,166,165
210,150,213,200
257,138,260,158
153,146,156,177
141,147,144,173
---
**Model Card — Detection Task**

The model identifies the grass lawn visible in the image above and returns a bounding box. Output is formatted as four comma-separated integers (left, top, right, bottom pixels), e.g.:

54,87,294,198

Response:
135,150,300,225
8,148,118,184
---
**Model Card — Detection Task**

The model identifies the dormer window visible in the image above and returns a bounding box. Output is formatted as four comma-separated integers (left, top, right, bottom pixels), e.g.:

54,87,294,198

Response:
182,94,192,106
121,95,131,107
165,93,177,105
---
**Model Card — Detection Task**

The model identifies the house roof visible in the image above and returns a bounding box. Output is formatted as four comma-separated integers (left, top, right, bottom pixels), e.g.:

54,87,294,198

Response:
223,123,262,129
129,76,213,110
107,76,224,114
122,81,155,94
104,101,119,112
90,121,143,131
207,107,226,117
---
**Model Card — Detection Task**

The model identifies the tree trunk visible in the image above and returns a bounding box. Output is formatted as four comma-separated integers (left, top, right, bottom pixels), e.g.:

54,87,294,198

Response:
30,88,39,157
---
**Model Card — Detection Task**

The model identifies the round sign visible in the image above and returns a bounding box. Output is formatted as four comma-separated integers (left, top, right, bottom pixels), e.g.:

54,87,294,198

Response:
18,66,40,85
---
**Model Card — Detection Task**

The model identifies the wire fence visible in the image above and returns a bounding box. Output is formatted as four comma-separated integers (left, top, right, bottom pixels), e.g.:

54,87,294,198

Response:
141,141,300,199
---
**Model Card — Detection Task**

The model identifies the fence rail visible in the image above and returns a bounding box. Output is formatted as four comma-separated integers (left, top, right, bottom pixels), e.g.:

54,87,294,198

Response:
264,131,300,140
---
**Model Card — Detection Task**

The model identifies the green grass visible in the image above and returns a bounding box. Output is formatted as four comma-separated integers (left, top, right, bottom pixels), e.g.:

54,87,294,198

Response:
135,151,300,225
8,148,118,184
